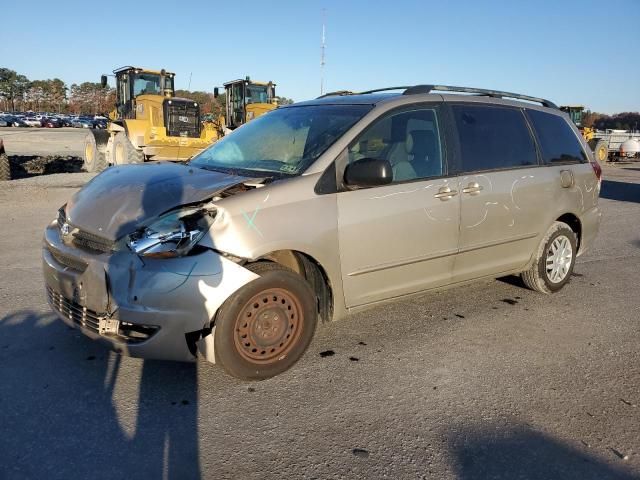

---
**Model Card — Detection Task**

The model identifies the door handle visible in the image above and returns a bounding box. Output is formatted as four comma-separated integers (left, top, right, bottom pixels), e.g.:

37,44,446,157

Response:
462,182,483,195
434,186,458,200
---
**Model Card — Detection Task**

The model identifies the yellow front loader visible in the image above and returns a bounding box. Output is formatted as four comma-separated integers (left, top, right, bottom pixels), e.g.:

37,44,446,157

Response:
83,66,219,172
214,77,278,132
560,105,608,162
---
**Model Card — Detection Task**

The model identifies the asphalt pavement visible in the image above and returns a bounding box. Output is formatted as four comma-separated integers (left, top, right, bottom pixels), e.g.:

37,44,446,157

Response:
0,162,638,479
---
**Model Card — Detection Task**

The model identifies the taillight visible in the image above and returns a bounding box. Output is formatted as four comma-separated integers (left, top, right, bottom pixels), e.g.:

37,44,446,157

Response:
590,160,602,184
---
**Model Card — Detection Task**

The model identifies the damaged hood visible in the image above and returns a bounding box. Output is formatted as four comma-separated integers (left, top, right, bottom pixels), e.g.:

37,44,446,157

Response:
65,162,249,240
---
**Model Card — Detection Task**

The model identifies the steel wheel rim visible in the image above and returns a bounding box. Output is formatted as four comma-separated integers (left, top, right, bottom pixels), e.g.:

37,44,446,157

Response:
233,287,303,364
545,235,573,283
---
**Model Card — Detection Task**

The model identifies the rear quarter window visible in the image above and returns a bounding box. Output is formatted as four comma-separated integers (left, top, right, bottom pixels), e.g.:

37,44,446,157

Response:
526,109,587,164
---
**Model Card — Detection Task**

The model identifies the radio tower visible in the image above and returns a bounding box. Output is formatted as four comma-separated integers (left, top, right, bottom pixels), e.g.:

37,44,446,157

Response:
320,9,326,96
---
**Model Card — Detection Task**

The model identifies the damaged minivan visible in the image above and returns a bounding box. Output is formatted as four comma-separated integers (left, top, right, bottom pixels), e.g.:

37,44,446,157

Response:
43,85,602,379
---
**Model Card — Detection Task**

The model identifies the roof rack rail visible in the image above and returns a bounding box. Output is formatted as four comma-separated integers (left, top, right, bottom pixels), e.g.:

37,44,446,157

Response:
317,84,557,109
317,90,355,99
403,84,557,109
358,86,412,95
317,86,410,98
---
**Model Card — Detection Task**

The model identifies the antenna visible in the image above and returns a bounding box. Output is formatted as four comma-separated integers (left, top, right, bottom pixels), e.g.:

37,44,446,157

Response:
320,9,326,96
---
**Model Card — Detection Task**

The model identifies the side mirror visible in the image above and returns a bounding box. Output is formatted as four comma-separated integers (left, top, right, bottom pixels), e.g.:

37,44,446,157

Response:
100,75,107,88
344,158,393,188
213,87,219,98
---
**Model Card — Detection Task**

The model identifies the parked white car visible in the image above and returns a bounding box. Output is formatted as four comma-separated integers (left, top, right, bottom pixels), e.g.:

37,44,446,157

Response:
23,117,42,127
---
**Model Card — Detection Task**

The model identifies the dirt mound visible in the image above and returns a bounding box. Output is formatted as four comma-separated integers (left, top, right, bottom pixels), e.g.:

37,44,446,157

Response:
6,155,84,179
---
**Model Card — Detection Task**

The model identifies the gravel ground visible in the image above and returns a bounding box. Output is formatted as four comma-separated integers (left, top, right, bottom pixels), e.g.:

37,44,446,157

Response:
1,127,89,157
0,162,638,480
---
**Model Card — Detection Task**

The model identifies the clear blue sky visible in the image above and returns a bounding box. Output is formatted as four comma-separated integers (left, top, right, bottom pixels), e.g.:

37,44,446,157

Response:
1,0,638,114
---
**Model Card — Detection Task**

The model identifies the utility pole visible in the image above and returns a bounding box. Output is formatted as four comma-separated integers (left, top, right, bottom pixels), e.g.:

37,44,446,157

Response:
320,9,326,96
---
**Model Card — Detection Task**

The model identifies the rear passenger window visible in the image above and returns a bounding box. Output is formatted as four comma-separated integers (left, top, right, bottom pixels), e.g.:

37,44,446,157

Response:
527,109,587,164
452,105,538,172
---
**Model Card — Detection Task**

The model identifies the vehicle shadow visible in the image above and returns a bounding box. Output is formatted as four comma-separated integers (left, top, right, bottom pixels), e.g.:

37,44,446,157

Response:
495,274,527,288
107,164,204,479
600,180,640,203
0,309,201,480
448,422,637,480
2,161,209,479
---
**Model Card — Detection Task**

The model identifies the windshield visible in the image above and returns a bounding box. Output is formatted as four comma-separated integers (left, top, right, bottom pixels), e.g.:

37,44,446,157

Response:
568,110,582,126
132,73,175,97
246,84,270,104
190,104,372,176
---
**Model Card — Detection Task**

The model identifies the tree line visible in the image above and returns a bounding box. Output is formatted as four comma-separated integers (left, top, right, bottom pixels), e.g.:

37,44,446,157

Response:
0,68,114,114
582,111,640,131
0,67,295,116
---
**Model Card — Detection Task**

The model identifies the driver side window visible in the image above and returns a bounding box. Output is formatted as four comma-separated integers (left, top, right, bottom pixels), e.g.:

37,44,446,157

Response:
348,108,443,183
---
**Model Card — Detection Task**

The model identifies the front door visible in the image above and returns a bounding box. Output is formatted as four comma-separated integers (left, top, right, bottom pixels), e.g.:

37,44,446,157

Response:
337,106,460,308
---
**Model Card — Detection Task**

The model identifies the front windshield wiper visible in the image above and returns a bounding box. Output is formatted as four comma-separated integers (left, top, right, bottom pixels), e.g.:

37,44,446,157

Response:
189,163,228,174
191,162,297,179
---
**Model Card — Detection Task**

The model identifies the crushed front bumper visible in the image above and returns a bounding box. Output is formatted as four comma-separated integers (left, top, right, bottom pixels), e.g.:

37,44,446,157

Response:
42,222,256,362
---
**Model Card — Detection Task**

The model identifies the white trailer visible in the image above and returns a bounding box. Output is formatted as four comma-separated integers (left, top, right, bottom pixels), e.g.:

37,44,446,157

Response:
590,130,640,162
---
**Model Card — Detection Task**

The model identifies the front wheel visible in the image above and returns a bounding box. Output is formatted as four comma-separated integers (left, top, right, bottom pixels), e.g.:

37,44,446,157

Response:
83,131,108,173
214,262,318,380
522,221,577,294
112,132,144,165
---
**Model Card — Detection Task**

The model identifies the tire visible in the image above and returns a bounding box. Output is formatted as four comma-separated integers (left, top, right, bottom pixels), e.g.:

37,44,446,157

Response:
594,139,608,163
214,262,318,380
83,130,108,173
0,150,11,181
112,132,144,165
522,221,577,294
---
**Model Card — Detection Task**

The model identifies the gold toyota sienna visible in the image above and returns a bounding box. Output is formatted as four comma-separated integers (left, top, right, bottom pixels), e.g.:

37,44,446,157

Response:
43,85,602,379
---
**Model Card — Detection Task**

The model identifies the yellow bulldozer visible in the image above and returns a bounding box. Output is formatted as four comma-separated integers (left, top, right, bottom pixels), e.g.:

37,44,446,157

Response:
83,66,219,172
83,67,278,172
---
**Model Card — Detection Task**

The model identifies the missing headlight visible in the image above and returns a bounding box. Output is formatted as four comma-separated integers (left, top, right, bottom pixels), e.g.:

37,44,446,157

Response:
127,207,213,258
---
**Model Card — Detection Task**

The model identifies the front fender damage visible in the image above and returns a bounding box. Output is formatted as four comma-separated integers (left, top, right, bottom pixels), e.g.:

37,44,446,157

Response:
194,255,258,363
185,251,258,363
192,193,269,362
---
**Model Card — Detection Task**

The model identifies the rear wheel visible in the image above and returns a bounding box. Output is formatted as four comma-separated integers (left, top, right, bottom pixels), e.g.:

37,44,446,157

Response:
83,130,108,173
113,132,144,165
214,262,318,380
522,221,577,294
0,149,11,181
